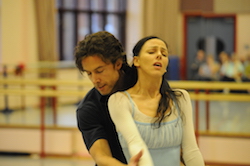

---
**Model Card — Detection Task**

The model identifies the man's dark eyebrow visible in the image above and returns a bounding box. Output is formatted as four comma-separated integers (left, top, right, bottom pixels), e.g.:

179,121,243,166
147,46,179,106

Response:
94,66,105,71
83,66,105,72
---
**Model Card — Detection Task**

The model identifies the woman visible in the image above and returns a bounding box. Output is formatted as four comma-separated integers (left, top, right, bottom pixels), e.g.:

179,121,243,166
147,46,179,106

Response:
108,36,205,166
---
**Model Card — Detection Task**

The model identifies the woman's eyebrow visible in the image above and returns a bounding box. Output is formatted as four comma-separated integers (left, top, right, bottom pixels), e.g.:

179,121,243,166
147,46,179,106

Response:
161,47,168,51
148,46,167,50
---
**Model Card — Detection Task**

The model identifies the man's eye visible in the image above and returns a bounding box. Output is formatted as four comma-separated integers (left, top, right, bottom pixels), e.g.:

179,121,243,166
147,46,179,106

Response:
86,72,91,76
96,70,104,74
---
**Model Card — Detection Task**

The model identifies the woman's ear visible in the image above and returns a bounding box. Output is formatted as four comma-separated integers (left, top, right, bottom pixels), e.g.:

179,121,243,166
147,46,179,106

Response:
133,56,139,67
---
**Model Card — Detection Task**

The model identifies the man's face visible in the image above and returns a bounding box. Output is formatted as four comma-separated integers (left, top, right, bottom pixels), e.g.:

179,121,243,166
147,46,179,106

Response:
81,55,122,95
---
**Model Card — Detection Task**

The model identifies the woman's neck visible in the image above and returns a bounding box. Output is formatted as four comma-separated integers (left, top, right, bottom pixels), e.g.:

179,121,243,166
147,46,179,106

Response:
130,74,162,98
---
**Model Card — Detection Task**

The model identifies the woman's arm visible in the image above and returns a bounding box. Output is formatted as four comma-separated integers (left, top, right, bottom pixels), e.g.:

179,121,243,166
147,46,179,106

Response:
179,89,205,166
108,92,154,166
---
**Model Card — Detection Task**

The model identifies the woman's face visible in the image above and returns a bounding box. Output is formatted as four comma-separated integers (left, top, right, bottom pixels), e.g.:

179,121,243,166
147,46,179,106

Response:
134,38,169,77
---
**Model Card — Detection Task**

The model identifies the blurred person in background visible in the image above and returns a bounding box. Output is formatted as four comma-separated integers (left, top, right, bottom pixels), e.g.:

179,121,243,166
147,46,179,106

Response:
190,49,205,80
230,53,245,82
219,51,234,82
198,54,220,81
242,54,250,82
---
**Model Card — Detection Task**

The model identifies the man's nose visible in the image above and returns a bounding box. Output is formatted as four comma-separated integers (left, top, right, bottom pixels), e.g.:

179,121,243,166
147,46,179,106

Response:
91,73,100,84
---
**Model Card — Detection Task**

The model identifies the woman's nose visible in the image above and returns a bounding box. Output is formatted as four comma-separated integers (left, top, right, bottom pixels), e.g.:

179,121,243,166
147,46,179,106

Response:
156,52,162,59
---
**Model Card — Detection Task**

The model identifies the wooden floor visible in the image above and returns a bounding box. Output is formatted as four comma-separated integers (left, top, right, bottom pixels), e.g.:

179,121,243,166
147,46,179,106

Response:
0,155,240,166
0,155,95,166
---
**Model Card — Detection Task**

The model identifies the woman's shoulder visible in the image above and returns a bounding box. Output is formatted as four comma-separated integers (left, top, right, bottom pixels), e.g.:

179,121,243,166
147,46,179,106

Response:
109,91,129,101
172,88,190,100
172,88,189,95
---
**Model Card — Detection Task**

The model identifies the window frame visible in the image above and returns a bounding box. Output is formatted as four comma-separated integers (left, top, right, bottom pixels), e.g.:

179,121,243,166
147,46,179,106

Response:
56,0,127,61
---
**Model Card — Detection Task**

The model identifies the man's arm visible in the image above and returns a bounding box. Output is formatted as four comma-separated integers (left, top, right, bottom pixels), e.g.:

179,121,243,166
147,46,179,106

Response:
89,139,142,166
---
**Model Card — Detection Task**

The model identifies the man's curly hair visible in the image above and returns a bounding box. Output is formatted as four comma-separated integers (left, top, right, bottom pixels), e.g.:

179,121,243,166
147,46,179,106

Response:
74,31,126,73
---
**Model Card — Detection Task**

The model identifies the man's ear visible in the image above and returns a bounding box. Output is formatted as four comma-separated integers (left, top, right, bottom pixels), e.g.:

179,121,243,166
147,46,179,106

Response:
115,59,123,70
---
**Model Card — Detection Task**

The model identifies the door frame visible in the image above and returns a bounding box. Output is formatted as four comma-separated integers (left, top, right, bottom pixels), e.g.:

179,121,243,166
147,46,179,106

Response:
180,13,236,80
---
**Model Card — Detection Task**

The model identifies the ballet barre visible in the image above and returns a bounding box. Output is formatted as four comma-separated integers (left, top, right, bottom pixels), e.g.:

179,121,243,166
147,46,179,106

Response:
1,78,250,150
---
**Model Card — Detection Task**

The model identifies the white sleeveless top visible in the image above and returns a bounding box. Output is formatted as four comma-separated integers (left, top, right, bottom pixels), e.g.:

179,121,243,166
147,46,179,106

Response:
108,90,205,166
118,91,182,166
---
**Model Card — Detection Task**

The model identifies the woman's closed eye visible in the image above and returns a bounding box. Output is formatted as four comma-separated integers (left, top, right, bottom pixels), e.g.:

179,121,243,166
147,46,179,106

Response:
162,52,168,57
148,50,156,54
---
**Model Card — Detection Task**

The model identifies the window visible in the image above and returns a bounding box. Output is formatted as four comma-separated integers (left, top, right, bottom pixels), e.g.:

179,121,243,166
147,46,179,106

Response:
56,0,127,61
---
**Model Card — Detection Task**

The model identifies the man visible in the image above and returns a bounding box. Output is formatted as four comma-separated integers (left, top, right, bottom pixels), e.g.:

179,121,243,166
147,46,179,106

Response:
74,31,141,166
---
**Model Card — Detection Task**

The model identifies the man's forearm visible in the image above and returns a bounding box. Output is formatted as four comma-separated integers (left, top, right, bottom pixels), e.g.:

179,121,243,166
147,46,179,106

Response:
94,156,127,166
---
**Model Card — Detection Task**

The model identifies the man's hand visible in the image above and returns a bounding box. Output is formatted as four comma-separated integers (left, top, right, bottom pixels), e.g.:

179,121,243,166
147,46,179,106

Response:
129,150,143,166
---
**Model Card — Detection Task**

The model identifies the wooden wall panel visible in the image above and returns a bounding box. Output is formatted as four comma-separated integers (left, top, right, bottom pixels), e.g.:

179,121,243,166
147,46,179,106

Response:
180,0,213,12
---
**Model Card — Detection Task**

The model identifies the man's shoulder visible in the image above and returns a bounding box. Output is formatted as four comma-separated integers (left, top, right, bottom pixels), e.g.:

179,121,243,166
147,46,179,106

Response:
78,88,100,107
76,88,108,124
84,88,100,100
77,88,102,111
